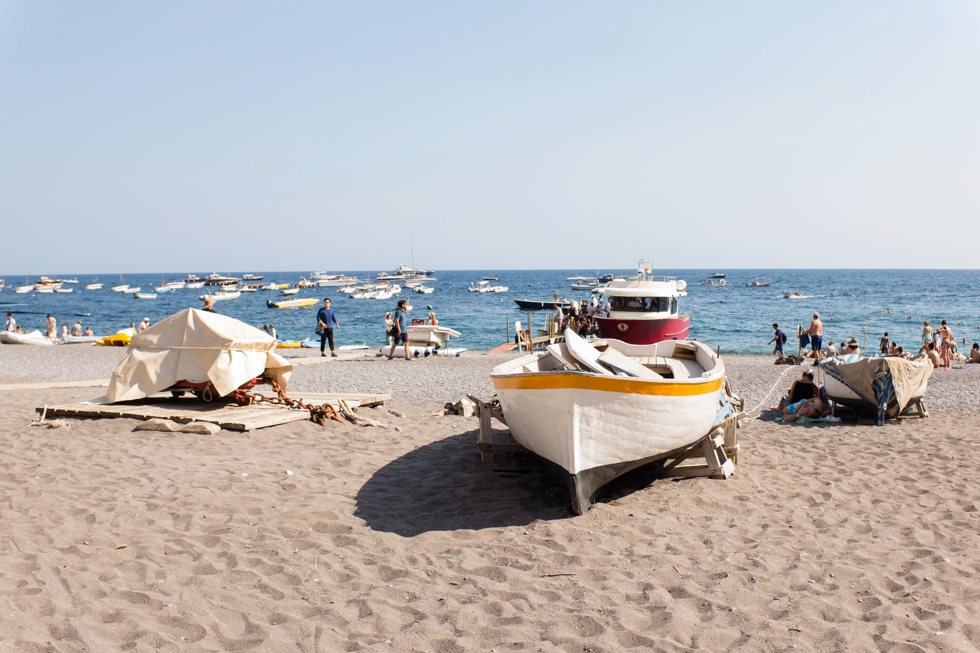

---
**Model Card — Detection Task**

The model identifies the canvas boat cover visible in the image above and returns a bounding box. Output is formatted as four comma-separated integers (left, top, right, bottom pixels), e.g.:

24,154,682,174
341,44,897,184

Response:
822,355,932,425
105,308,292,403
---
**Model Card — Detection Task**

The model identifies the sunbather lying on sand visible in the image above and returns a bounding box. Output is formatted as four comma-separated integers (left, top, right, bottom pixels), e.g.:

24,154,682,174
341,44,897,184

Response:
773,396,831,422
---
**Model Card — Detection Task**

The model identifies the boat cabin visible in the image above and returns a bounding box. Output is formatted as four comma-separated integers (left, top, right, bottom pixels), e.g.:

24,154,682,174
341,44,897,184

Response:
601,277,686,319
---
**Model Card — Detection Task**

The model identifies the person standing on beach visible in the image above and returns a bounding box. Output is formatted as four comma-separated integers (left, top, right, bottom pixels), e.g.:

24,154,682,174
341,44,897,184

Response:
384,313,394,346
316,298,339,358
4,313,15,332
71,320,83,336
921,321,933,350
805,312,823,361
387,299,412,360
46,314,56,338
769,323,785,356
879,332,890,354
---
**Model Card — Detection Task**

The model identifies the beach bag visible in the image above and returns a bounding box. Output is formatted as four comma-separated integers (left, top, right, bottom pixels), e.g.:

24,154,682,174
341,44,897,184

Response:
314,324,323,335
799,333,810,349
780,331,787,345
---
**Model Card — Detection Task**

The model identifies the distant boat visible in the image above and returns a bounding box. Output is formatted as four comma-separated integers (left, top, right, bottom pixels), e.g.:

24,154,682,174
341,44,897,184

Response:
111,284,131,292
184,281,205,289
483,276,499,281
514,299,571,311
413,285,434,294
199,290,241,301
705,272,726,279
281,287,300,296
701,277,726,286
242,274,264,281
0,330,54,346
14,285,33,294
783,290,805,299
84,282,103,290
259,283,278,291
746,276,771,287
134,293,157,300
54,288,73,293
35,288,54,294
267,298,318,309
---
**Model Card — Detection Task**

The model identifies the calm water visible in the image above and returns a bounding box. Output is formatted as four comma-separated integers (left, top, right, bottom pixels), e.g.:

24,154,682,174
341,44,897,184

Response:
3,270,979,354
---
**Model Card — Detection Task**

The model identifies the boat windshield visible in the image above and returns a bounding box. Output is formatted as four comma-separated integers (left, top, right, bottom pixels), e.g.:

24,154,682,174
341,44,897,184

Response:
610,297,671,313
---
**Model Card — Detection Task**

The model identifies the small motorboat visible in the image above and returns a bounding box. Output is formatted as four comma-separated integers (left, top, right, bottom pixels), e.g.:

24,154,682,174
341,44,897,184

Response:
514,299,571,311
35,288,54,294
238,286,257,293
267,298,319,309
483,276,499,281
596,268,689,344
413,285,434,294
492,329,735,513
701,277,726,286
111,284,132,292
14,285,33,294
259,283,278,291
242,274,264,281
199,291,241,301
816,355,931,425
84,283,103,290
281,288,300,296
0,330,54,345
295,277,317,288
134,293,157,300
55,288,73,294
63,335,101,344
184,281,205,289
783,290,804,299
746,276,771,287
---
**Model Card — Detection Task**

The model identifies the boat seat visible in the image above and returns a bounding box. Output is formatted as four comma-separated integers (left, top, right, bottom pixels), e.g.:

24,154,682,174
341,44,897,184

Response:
636,356,691,379
597,349,663,379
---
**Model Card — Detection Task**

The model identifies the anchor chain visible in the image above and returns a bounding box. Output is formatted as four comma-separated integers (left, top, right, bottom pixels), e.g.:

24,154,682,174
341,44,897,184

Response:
231,379,347,425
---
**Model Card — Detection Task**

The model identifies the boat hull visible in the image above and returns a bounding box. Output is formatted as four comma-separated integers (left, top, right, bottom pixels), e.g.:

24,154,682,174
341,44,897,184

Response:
515,299,570,311
492,367,722,513
595,315,690,344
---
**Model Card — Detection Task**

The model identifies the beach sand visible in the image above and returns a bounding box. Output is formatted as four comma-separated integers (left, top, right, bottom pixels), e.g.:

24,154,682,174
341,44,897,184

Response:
1,348,979,651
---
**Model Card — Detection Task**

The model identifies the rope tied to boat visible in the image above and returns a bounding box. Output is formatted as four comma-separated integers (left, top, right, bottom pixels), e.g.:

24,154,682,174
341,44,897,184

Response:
742,364,806,419
232,379,347,426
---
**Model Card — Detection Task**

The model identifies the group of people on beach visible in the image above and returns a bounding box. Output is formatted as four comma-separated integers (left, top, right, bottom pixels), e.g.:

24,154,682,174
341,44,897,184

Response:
769,312,980,368
3,312,96,340
552,297,605,338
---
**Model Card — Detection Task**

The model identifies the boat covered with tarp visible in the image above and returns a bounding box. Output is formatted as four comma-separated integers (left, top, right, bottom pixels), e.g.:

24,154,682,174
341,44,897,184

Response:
105,308,292,403
816,355,932,425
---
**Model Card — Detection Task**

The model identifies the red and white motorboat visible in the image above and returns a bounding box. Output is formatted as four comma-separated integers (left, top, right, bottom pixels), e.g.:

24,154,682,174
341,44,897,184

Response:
596,270,689,344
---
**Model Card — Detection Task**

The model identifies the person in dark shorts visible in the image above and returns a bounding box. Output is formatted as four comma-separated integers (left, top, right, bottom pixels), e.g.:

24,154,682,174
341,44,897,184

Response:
806,312,823,360
769,323,785,355
387,299,413,360
316,298,339,357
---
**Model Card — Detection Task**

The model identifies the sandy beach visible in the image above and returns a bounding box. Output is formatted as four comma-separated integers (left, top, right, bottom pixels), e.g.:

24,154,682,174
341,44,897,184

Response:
2,346,980,652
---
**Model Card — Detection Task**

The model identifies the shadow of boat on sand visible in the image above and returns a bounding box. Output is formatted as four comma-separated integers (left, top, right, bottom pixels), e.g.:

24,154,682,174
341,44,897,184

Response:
354,430,674,535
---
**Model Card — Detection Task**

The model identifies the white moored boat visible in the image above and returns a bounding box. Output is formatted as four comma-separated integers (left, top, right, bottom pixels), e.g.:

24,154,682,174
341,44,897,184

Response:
491,329,734,513
0,330,55,346
199,291,241,302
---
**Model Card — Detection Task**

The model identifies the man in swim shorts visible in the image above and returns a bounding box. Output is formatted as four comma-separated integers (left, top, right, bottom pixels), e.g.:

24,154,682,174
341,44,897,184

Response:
806,312,823,361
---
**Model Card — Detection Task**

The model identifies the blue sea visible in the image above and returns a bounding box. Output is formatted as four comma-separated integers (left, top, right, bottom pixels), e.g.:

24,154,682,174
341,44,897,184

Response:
3,270,979,354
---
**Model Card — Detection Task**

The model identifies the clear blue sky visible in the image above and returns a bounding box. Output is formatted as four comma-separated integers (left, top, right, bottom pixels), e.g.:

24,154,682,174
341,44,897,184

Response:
1,2,978,275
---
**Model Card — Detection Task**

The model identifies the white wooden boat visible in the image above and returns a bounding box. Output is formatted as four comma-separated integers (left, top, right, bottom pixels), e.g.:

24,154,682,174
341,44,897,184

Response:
184,281,205,289
84,283,103,290
35,288,54,294
281,287,300,296
259,283,279,291
491,329,731,513
199,291,241,301
413,285,434,294
55,288,73,293
746,276,771,287
134,293,157,300
14,285,33,294
0,330,54,346
111,284,131,292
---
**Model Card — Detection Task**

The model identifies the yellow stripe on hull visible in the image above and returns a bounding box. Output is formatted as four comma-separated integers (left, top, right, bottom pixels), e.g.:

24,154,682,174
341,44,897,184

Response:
492,373,722,397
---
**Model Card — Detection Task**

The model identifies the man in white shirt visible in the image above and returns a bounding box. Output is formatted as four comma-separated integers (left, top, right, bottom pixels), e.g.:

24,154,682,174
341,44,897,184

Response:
4,313,15,332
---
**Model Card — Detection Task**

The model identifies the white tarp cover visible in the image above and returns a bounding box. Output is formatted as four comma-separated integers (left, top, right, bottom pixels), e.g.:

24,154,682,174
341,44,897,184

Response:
105,308,292,403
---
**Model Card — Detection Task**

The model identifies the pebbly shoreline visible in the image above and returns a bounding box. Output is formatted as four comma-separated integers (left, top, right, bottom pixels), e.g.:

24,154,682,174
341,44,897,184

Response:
2,344,978,414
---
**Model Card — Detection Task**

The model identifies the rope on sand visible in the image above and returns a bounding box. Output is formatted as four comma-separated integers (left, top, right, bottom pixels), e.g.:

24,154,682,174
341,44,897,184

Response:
743,365,803,419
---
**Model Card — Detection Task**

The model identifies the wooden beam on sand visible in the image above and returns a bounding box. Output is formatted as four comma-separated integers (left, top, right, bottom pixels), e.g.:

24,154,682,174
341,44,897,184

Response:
36,392,390,432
